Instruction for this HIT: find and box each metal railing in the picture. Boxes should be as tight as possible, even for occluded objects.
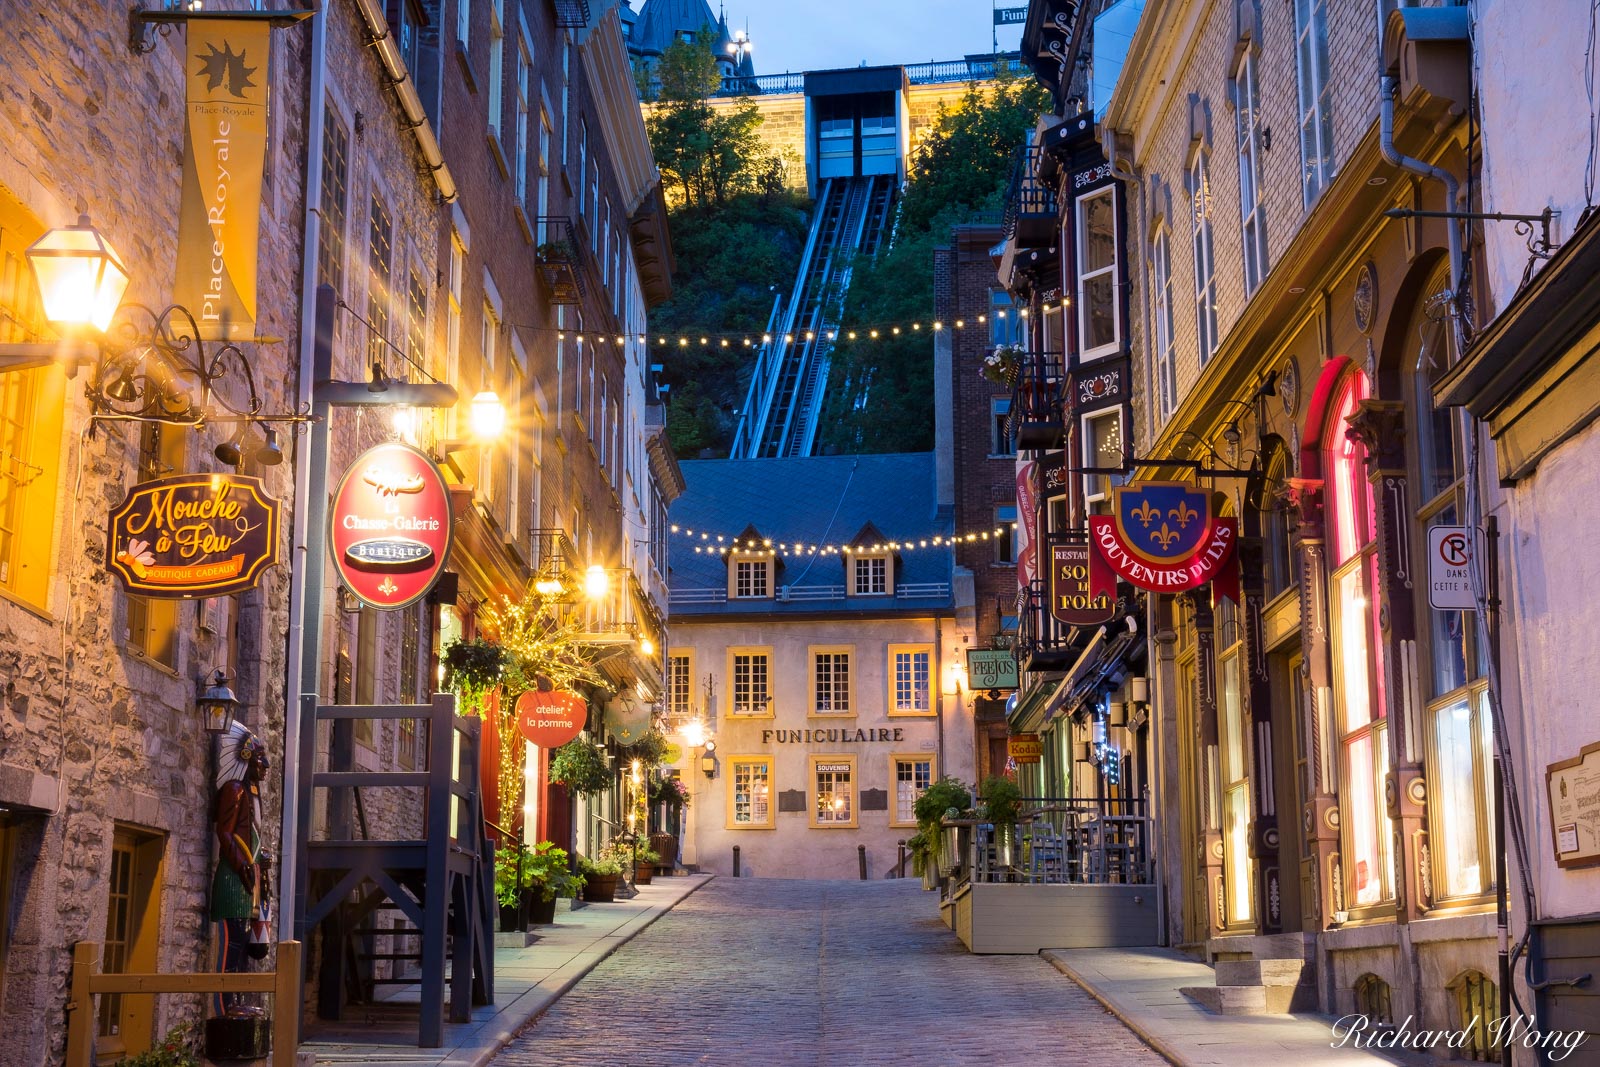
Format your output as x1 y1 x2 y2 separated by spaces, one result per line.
1002 145 1057 242
715 55 1026 97
668 581 953 606
1009 349 1065 449
943 796 1151 886
1016 569 1080 670
576 567 664 654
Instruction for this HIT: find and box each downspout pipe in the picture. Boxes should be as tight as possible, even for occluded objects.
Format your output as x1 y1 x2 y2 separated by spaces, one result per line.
279 0 328 943
1379 75 1462 298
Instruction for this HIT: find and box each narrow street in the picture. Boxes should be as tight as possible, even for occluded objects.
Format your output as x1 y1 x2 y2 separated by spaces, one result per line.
491 877 1164 1066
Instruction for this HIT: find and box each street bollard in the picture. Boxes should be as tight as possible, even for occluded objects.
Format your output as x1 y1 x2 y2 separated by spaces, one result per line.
858 843 867 880
898 839 907 878
733 844 741 877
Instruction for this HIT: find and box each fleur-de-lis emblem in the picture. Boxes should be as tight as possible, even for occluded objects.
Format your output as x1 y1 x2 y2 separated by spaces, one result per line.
1168 500 1198 529
1131 500 1160 528
378 576 398 597
1151 523 1180 550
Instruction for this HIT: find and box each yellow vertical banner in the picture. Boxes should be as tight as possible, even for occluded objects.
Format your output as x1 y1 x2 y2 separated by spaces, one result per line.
174 18 271 341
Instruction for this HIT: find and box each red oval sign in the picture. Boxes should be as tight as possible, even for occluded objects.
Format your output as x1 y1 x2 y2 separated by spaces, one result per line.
515 689 587 748
330 442 453 610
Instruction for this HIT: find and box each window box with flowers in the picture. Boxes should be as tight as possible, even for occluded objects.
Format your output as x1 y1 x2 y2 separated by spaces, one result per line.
981 343 1024 386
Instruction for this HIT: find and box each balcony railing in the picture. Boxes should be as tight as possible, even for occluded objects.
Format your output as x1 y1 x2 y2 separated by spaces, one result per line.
1009 349 1064 450
668 581 952 607
577 567 664 654
942 796 1151 885
534 216 584 305
1002 145 1057 247
714 55 1027 97
1016 573 1079 672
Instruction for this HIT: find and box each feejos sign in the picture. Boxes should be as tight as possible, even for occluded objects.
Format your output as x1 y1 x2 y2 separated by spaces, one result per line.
330 442 453 610
107 474 280 598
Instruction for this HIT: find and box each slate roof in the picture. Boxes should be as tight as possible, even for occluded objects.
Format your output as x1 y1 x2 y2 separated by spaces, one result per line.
667 453 953 617
629 0 731 60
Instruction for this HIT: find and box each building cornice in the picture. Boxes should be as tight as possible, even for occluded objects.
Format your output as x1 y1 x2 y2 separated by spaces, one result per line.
580 5 662 217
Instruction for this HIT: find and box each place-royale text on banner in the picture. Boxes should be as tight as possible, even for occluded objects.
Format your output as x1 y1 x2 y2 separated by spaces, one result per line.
174 16 271 341
1088 482 1238 594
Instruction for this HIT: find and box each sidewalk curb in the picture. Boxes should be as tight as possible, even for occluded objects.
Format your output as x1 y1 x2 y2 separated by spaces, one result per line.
450 875 714 1067
1041 949 1185 1067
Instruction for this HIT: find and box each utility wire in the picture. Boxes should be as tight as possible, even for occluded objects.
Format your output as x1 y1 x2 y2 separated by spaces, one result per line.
334 297 446 385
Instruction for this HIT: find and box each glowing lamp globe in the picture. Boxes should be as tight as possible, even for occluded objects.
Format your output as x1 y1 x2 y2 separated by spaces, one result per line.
469 390 505 441
26 216 131 331
583 564 610 601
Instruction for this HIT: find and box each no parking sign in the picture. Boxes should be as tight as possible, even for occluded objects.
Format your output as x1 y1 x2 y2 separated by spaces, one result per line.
1427 525 1478 611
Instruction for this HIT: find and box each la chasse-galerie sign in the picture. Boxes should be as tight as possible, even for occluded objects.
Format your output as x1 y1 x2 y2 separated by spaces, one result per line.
331 441 453 610
108 474 280 598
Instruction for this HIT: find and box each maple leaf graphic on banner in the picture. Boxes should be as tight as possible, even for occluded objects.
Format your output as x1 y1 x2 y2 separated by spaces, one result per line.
196 41 257 98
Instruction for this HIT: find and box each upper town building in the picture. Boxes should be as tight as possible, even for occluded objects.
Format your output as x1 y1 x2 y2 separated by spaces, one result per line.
624 0 753 83
662 453 975 879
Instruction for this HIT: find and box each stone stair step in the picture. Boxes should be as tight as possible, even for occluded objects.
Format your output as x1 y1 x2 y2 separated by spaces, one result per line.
1214 958 1308 987
1179 983 1269 1016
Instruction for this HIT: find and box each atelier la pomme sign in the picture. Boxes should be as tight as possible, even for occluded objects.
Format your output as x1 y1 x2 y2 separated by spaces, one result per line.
330 442 453 610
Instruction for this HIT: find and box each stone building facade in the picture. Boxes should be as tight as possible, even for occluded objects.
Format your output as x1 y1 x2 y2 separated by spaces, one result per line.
995 0 1504 1042
0 0 676 1061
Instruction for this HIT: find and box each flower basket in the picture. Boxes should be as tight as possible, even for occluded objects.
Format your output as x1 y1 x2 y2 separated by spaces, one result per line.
582 873 619 903
980 346 1022 386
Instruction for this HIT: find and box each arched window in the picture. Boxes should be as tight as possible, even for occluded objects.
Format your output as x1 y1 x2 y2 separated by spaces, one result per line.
1325 369 1392 909
1353 973 1393 1024
1406 272 1496 900
1449 971 1500 1061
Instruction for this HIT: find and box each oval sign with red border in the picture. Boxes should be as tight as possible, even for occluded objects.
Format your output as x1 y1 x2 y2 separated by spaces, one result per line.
330 442 453 610
515 689 588 748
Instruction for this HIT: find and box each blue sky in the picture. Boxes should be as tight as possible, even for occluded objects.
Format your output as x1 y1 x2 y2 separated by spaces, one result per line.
719 0 1026 75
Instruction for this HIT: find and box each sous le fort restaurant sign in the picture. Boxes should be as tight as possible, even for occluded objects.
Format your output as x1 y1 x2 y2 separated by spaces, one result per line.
1050 481 1239 623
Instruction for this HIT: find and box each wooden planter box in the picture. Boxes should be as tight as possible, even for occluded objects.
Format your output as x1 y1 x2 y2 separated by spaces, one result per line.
650 833 678 872
634 863 653 885
582 873 619 903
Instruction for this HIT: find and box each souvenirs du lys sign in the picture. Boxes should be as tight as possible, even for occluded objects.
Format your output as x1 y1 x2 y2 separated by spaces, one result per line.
108 473 280 598
1089 482 1238 598
331 442 453 610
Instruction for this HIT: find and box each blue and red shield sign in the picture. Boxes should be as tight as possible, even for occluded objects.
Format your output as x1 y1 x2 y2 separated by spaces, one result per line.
1114 482 1211 564
1090 481 1237 593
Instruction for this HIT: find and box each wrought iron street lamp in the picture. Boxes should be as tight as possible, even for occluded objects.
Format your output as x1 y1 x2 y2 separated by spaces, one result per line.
26 215 131 330
197 669 241 734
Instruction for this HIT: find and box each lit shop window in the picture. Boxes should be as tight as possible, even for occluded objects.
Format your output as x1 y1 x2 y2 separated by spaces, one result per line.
729 758 773 828
811 756 857 828
1082 408 1123 515
1219 642 1252 925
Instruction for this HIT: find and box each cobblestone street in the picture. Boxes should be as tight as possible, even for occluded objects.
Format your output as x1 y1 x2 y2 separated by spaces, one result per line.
491 877 1164 1066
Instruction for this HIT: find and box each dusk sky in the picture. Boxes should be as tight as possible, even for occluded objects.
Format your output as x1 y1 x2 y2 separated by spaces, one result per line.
705 0 1025 75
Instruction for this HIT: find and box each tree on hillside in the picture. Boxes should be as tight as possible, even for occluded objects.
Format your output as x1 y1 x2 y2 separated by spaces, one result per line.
644 33 788 210
640 33 810 456
817 72 1049 454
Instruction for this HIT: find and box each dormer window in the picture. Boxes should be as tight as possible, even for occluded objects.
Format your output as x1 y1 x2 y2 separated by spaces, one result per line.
852 555 888 596
730 556 770 599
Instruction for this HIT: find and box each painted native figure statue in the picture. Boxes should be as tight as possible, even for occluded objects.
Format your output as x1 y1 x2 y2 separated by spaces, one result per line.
210 719 271 1016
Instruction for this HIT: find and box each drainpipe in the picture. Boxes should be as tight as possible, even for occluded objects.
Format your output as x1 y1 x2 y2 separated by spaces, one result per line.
1379 75 1462 296
935 616 947 780
279 0 328 943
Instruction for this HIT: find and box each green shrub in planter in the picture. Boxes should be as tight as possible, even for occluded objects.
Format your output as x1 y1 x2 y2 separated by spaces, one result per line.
549 739 613 796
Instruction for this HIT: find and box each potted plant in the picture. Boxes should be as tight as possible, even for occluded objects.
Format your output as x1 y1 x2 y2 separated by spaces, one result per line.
980 773 1023 857
536 238 575 264
913 775 972 878
118 1022 202 1066
578 852 626 902
522 841 582 924
980 343 1023 386
632 844 661 885
441 637 506 716
549 738 613 796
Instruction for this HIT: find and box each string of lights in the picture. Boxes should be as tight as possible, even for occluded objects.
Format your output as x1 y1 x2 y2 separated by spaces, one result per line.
671 521 1020 557
499 299 1068 350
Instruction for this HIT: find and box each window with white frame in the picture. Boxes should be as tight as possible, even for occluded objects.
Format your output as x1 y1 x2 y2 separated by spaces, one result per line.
730 650 771 716
729 757 773 827
577 119 587 210
852 556 887 596
812 757 856 826
1190 151 1219 366
456 0 470 50
667 653 692 718
1294 0 1335 204
514 29 531 210
989 289 1020 348
1082 408 1123 515
813 649 851 714
1235 48 1268 294
1076 186 1119 359
733 558 770 599
1152 228 1178 418
537 110 551 244
893 756 935 825
991 397 1014 456
889 646 932 714
487 0 504 140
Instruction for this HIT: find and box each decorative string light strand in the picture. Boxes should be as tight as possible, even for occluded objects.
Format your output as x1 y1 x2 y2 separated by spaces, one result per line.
671 521 1019 557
